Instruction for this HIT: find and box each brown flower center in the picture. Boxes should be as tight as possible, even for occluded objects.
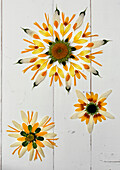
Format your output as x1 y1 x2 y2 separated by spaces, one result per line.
52 43 68 59
25 134 34 142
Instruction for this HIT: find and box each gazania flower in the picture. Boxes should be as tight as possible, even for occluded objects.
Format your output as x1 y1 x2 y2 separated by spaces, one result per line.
71 90 115 133
7 111 58 161
16 7 109 92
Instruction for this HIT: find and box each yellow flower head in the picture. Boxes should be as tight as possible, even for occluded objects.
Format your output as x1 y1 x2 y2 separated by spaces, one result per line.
7 111 58 161
17 7 109 92
71 90 115 133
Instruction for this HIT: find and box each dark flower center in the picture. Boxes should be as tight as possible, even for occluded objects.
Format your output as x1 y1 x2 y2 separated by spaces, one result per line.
86 103 98 115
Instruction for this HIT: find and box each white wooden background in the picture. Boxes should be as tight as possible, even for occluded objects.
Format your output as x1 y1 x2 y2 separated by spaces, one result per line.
1 0 120 169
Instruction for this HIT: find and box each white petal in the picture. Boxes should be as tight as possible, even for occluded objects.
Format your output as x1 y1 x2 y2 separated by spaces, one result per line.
29 148 34 161
10 142 22 147
37 146 45 157
31 112 38 126
97 90 112 102
65 74 71 92
91 40 104 49
70 113 79 119
8 134 21 138
76 90 88 103
44 133 57 139
87 116 94 133
43 141 54 149
99 110 115 119
42 124 55 131
19 147 27 158
12 121 23 131
21 110 28 124
34 72 46 87
39 116 49 127
78 110 86 118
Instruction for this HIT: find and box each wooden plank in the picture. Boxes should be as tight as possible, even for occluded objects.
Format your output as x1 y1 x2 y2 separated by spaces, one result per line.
2 0 54 169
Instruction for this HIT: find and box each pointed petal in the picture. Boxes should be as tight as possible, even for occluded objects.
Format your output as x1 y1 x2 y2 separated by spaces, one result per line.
70 62 82 70
33 40 44 47
39 116 49 127
32 48 45 54
49 65 56 77
43 141 54 149
39 30 51 37
34 71 47 87
60 23 64 36
58 67 64 78
64 24 71 35
70 113 79 119
99 110 115 119
10 142 22 147
87 116 94 133
79 57 91 63
29 148 34 161
31 112 38 125
42 124 55 131
69 64 75 77
98 90 112 102
21 111 28 124
19 147 27 158
39 61 48 71
73 31 82 42
37 146 45 157
12 121 23 131
76 90 88 103
74 39 88 44
8 134 21 138
44 133 57 139
79 50 90 56
48 24 53 36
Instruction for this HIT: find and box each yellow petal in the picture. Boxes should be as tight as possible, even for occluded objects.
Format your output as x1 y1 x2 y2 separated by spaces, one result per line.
69 64 75 77
39 61 48 70
60 23 64 36
78 50 90 56
49 65 56 77
58 67 64 78
73 31 82 42
33 40 44 47
70 62 82 70
48 24 53 36
74 39 88 44
34 59 47 65
32 48 45 54
64 24 71 35
79 57 91 63
39 30 51 37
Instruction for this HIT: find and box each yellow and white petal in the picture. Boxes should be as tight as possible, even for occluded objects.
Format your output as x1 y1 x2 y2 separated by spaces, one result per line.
79 57 91 63
53 10 60 26
21 110 28 124
19 147 27 158
22 28 40 39
69 64 75 77
10 142 22 147
30 112 38 126
39 30 51 37
76 90 88 103
70 62 82 70
49 65 56 77
97 90 112 102
12 121 23 131
29 148 34 161
99 110 115 119
44 133 57 139
73 31 82 42
70 113 79 119
39 116 49 127
43 141 54 149
79 50 90 56
60 23 64 36
37 146 45 157
70 110 86 119
74 39 88 44
32 48 45 54
87 115 94 133
8 134 21 138
39 61 48 71
64 24 71 35
34 71 47 87
73 11 86 30
18 57 38 64
58 67 64 78
33 40 44 47
42 124 55 131
90 40 108 49
48 24 53 36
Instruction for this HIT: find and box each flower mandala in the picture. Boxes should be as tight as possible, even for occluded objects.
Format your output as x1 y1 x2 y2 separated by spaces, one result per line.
7 111 58 161
71 90 115 133
17 7 109 91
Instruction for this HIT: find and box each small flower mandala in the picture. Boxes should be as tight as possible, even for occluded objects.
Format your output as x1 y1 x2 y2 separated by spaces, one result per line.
71 90 115 133
17 7 109 92
7 111 58 161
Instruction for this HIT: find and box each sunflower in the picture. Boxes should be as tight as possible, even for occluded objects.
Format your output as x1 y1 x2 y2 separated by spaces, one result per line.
71 90 115 133
7 111 58 161
17 7 109 92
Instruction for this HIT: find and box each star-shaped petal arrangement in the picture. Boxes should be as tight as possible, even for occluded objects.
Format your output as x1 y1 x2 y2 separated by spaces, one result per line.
71 90 115 133
16 7 110 92
7 111 58 161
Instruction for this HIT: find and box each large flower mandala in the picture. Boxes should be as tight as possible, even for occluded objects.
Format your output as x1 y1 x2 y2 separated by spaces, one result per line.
71 90 115 133
17 7 109 92
7 111 58 161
